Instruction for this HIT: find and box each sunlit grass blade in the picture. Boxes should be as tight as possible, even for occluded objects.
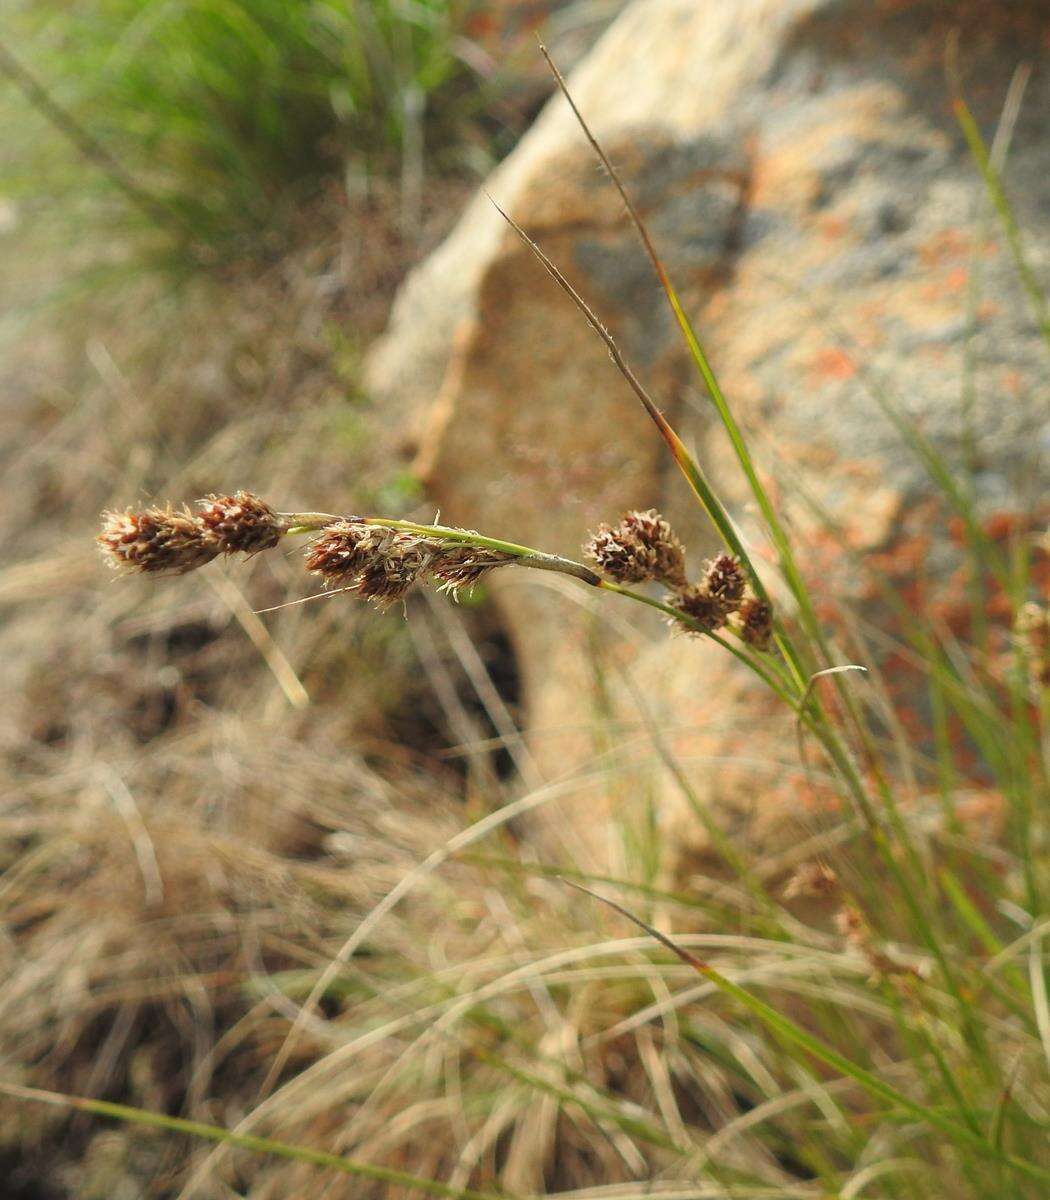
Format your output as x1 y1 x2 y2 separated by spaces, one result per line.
539 44 822 675
0 1081 507 1200
951 92 1050 350
484 195 756 582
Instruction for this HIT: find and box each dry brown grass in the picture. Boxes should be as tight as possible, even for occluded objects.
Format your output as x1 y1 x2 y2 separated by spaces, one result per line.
0 187 497 1196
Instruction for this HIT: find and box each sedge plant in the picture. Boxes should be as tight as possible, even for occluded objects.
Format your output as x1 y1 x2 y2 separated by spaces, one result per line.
16 41 1048 1200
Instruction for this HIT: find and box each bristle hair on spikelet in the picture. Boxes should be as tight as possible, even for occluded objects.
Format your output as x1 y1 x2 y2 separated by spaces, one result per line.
584 508 686 586
667 583 731 635
97 505 218 575
197 491 282 555
304 521 434 608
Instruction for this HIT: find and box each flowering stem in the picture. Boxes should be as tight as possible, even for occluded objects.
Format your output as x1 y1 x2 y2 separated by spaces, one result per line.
281 512 602 585
281 511 796 706
598 580 795 703
278 511 343 530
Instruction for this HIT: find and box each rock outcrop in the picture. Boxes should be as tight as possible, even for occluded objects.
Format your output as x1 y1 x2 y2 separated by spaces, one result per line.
368 0 1048 872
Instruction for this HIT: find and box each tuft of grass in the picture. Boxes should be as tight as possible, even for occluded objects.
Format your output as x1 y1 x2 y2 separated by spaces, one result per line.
2 0 486 268
164 47 1045 1199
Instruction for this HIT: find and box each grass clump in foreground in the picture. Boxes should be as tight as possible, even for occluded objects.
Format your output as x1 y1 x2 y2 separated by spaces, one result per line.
10 46 1050 1200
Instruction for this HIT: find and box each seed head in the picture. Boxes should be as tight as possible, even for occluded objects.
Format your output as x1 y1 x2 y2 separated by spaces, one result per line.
703 554 746 607
304 520 377 584
836 903 920 980
428 544 513 598
97 506 218 575
835 904 866 946
668 584 731 635
197 491 282 555
783 862 839 901
305 520 432 607
584 509 686 586
736 595 774 651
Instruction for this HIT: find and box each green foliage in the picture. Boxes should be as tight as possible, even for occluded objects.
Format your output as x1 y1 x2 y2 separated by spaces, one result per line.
4 0 482 262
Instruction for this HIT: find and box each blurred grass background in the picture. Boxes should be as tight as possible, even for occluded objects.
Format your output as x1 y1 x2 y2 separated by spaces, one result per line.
3 0 495 269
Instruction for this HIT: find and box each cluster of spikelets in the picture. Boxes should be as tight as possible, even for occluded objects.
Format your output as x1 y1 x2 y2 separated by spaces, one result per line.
97 492 514 605
97 492 284 572
303 520 512 604
98 494 774 648
583 508 773 649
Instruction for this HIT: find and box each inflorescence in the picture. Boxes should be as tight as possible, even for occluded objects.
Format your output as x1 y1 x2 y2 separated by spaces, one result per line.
98 492 514 607
583 509 772 649
97 492 282 575
303 520 513 607
98 493 773 648
585 509 686 588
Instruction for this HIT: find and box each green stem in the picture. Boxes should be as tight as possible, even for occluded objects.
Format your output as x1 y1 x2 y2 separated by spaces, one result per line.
281 512 803 722
282 512 600 583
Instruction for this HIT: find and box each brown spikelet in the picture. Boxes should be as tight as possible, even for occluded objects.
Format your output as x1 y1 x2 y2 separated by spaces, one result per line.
668 584 731 635
428 544 514 598
197 491 282 555
584 509 686 586
305 521 432 607
836 904 921 981
783 862 839 901
304 520 377 584
97 506 218 575
736 595 774 651
703 553 746 607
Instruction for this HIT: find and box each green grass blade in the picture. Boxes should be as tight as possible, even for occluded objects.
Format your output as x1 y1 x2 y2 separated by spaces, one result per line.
953 94 1050 350
0 1082 508 1200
